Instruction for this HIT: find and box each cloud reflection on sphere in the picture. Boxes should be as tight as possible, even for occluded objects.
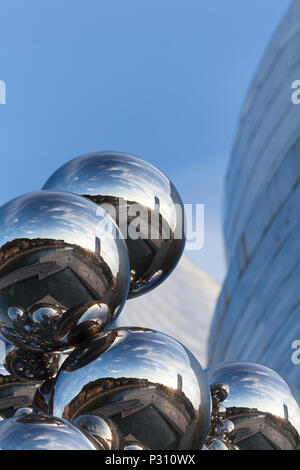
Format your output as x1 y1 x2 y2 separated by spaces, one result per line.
42 152 185 298
48 327 211 450
0 191 130 353
205 361 300 450
0 414 100 450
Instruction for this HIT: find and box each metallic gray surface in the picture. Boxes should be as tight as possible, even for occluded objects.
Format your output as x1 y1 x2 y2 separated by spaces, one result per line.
42 152 185 297
0 413 99 450
48 327 211 450
13 407 33 417
0 191 130 352
4 343 61 382
0 373 38 419
206 438 230 450
124 444 145 450
205 361 300 450
0 341 39 418
204 381 237 449
33 378 55 415
72 414 123 449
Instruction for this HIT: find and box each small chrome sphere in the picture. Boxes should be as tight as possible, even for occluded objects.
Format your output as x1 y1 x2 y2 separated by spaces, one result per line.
207 438 230 451
13 407 33 417
0 191 130 352
0 413 99 450
42 152 186 298
124 444 145 450
216 419 235 439
205 361 300 450
49 327 211 450
72 414 123 450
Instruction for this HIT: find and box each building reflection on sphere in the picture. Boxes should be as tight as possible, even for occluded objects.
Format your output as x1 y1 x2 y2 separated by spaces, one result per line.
48 327 211 450
42 152 186 298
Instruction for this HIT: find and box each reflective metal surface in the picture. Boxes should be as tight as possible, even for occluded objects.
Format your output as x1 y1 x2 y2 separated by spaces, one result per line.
42 152 185 297
0 373 38 419
14 407 33 416
33 377 55 414
0 340 39 418
73 413 124 450
124 444 146 450
205 438 236 450
217 419 235 438
205 381 237 449
4 343 61 382
0 413 99 450
205 362 300 450
202 382 239 450
0 191 130 352
49 327 211 450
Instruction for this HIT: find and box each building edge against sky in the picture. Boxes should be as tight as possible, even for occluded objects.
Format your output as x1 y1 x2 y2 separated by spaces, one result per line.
117 255 220 367
208 0 300 399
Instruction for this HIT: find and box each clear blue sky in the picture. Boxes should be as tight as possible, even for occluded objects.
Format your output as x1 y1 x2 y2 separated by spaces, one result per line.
0 0 291 283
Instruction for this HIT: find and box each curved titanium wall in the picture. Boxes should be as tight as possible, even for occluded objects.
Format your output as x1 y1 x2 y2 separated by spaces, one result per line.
208 0 300 396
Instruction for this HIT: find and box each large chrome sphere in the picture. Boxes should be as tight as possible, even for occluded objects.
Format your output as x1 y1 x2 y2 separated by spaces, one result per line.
48 327 211 450
42 152 186 298
0 413 100 450
205 361 300 450
0 191 130 352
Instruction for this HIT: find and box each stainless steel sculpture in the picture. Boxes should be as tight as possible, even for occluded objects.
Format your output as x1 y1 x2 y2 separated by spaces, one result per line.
205 361 300 450
0 151 297 451
0 413 100 450
42 152 186 297
47 327 211 450
0 191 130 353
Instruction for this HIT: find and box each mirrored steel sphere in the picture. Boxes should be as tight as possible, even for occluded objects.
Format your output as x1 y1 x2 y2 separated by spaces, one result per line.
0 413 100 450
206 438 230 450
14 407 33 417
49 327 211 450
205 361 300 450
0 191 130 352
216 419 235 438
73 413 124 449
124 444 146 450
42 152 186 297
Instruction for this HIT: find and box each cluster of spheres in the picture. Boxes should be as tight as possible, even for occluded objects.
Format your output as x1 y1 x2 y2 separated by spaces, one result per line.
0 151 299 450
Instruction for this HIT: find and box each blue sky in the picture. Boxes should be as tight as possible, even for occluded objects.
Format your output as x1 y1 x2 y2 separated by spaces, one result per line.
0 0 291 283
